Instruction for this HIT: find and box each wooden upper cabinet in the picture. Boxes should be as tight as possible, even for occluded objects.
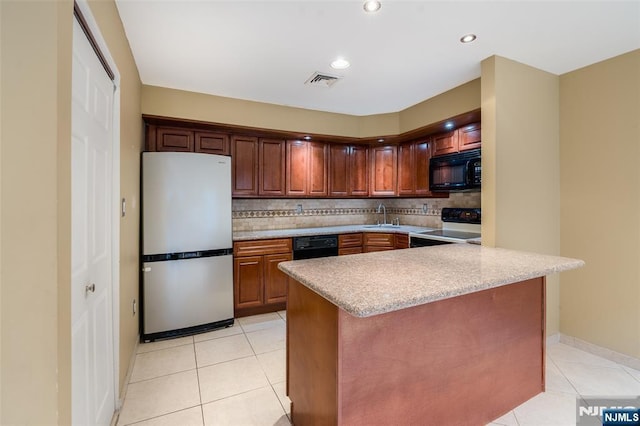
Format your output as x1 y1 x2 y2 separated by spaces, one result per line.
287 141 328 196
414 140 431 195
432 122 481 156
458 122 481 151
329 145 368 197
432 130 458 157
350 146 369 196
195 131 230 155
399 140 431 196
329 145 349 196
232 136 259 196
308 142 328 196
259 138 286 196
397 143 415 195
155 127 194 152
286 140 308 196
370 145 397 196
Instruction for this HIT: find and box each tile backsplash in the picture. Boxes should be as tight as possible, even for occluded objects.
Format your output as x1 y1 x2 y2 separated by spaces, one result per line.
232 193 481 232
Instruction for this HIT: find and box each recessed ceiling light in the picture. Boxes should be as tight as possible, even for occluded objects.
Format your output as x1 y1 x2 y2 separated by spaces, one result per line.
331 58 350 70
363 1 381 13
444 122 455 130
377 138 385 143
303 136 311 140
460 34 477 44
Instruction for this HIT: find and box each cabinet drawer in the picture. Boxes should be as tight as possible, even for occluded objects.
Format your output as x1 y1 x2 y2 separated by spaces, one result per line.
339 233 363 248
339 247 363 256
363 233 395 247
234 238 292 257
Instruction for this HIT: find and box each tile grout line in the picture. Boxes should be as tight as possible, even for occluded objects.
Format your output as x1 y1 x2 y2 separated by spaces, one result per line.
193 339 205 420
547 354 582 397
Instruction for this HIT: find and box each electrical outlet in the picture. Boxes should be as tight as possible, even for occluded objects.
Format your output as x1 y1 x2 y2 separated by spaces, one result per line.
296 204 303 214
133 299 137 315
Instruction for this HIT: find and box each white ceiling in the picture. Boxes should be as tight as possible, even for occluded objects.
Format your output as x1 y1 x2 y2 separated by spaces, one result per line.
115 0 640 116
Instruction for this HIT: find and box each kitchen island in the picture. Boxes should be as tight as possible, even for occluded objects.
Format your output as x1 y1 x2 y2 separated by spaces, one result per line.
278 244 583 426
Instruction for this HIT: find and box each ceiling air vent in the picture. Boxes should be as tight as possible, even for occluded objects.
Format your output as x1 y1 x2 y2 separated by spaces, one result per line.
304 72 342 88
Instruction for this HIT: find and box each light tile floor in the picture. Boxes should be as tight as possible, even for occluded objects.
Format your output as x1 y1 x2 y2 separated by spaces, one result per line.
116 311 640 426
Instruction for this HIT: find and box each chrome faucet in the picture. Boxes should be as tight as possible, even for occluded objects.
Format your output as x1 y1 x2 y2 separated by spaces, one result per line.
377 203 387 225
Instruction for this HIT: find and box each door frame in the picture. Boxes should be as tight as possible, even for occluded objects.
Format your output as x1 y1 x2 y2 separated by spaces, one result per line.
73 0 122 411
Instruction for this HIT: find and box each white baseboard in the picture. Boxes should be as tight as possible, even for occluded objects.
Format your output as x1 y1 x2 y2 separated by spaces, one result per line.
546 333 560 345
551 333 640 371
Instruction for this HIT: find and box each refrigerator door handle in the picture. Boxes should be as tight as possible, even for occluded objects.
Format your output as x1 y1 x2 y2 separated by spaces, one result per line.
142 266 151 272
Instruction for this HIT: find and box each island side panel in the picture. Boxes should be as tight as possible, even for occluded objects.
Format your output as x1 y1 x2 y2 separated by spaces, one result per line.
287 279 338 425
337 277 545 426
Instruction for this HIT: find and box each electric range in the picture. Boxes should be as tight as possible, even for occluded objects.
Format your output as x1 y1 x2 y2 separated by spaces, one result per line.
409 208 481 247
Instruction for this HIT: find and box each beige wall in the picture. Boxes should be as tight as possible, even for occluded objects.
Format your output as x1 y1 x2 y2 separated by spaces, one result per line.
142 78 480 138
481 56 562 335
399 79 481 133
560 49 640 358
0 0 141 423
1 1 73 423
87 0 143 398
142 86 366 137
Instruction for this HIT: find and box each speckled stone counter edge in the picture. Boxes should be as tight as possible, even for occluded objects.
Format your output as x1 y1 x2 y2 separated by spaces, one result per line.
278 244 584 318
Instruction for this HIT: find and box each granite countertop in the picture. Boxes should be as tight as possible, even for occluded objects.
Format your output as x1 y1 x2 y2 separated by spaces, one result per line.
233 224 434 241
278 244 584 318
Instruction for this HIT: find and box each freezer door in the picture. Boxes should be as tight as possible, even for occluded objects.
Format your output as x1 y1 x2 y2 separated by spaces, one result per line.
142 152 232 254
143 255 233 335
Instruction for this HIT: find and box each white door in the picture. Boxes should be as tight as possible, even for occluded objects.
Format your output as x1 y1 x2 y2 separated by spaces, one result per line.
71 18 115 426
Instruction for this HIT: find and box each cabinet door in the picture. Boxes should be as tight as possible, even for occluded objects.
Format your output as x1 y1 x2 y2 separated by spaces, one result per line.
234 255 264 309
264 253 292 305
414 140 431 195
329 144 349 196
308 142 328 196
458 122 481 151
156 127 194 152
397 143 415 195
232 136 259 196
259 139 286 196
432 130 458 157
286 140 308 196
370 145 397 196
339 233 363 248
350 146 369 196
195 131 230 155
363 232 395 248
394 234 410 249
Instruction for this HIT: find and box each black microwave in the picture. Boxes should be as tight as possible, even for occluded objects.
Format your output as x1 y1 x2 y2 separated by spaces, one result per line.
429 149 481 192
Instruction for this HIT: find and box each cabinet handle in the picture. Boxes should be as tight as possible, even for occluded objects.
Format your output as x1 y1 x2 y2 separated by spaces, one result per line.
85 283 96 294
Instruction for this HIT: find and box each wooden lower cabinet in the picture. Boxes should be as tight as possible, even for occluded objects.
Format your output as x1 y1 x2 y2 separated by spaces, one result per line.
233 256 263 309
363 232 395 252
264 253 291 304
338 233 363 255
394 233 409 249
233 238 292 317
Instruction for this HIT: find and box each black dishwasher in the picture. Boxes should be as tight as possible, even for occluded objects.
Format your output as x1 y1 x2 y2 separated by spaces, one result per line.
293 235 339 260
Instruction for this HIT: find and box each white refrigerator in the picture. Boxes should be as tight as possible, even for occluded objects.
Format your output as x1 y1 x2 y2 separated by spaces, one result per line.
141 152 234 341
